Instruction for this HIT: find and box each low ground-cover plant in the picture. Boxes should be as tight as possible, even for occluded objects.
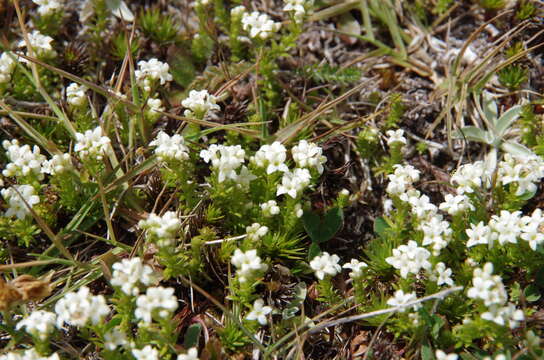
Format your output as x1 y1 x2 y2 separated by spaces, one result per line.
1 0 543 359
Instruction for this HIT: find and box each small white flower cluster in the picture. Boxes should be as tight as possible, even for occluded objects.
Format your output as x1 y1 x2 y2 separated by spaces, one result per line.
41 153 73 175
231 249 268 283
138 211 181 247
291 140 327 174
241 11 281 40
0 52 16 83
310 252 341 280
135 286 178 324
178 348 199 360
246 223 268 241
385 240 431 278
439 193 474 216
104 327 128 350
251 142 289 174
135 58 173 92
399 189 438 220
18 30 56 58
277 168 311 199
260 200 280 217
498 153 544 196
16 310 56 340
2 139 46 180
200 144 246 183
450 160 492 194
466 209 544 250
420 214 452 255
386 164 420 196
66 82 87 106
0 348 59 360
430 262 454 286
246 298 272 326
111 257 156 296
467 263 524 328
33 0 63 16
283 0 313 22
146 98 164 120
181 89 220 118
1 184 40 220
74 126 112 162
55 286 110 328
385 129 407 146
149 131 190 163
132 345 159 360
343 259 368 279
386 289 419 312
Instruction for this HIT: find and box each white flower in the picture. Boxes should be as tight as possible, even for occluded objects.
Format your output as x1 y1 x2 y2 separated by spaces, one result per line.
386 164 420 196
135 286 178 324
132 345 159 360
138 211 181 247
246 223 268 241
520 209 544 250
276 168 311 198
430 262 454 286
481 302 524 328
74 126 112 161
309 252 341 280
16 310 56 340
104 327 128 350
146 97 164 120
498 154 544 196
231 249 268 283
181 90 220 118
55 286 109 328
241 11 281 40
451 161 492 194
33 0 63 15
386 290 418 312
435 350 458 360
41 153 73 175
231 5 246 18
403 191 438 220
260 200 280 217
291 140 327 174
178 348 199 360
466 221 492 248
2 139 46 180
0 52 16 83
18 30 56 58
283 0 313 22
420 214 452 255
488 210 523 245
66 82 87 106
111 257 156 296
439 194 474 215
386 129 407 146
149 131 189 163
385 240 431 278
2 349 60 360
1 185 40 220
294 203 303 218
135 58 173 92
246 298 272 325
234 166 257 188
200 144 245 182
467 263 507 307
252 142 289 174
343 259 368 279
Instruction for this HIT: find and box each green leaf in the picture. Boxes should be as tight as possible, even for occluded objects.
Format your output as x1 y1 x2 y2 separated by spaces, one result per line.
454 126 493 144
308 242 321 261
483 91 498 123
282 282 307 320
373 217 390 238
524 284 541 302
302 207 343 244
421 344 433 360
183 323 202 349
495 105 522 137
106 0 134 21
501 141 535 157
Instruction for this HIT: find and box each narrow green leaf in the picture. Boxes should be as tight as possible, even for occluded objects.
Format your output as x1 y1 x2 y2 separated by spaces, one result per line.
495 105 522 137
183 323 202 349
454 126 492 144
